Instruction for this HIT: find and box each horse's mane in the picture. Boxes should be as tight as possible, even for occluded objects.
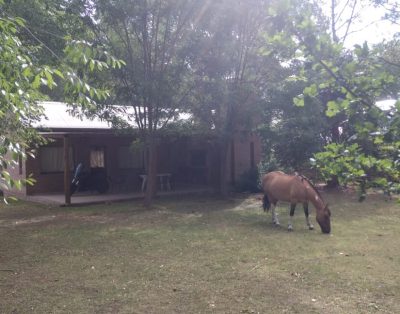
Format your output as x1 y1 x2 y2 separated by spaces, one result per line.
295 173 323 201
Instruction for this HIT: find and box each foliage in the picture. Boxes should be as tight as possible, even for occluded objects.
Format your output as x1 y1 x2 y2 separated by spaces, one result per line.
72 0 284 201
84 0 200 131
3 0 399 202
235 167 261 193
71 0 210 205
261 0 400 197
62 40 125 112
301 41 400 197
256 0 343 172
371 0 400 24
258 154 283 174
188 0 283 195
0 10 48 200
312 142 400 200
0 1 122 201
1 0 97 100
259 76 328 170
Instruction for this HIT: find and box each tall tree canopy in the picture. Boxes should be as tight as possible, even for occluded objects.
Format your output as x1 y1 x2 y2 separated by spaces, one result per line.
260 0 400 198
188 0 283 195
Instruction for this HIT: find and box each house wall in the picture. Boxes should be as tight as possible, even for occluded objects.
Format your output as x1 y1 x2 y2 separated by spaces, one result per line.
25 134 221 195
227 131 262 184
167 136 219 188
2 152 27 197
26 138 64 195
26 135 142 195
20 130 261 196
72 135 144 193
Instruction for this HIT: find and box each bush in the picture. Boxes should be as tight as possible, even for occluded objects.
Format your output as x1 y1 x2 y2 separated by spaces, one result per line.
258 155 295 176
236 167 261 193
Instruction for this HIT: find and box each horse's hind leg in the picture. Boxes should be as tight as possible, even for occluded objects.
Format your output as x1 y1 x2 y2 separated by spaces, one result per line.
303 202 314 230
271 202 280 226
288 203 296 231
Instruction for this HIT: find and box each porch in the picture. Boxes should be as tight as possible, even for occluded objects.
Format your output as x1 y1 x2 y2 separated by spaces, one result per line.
26 131 219 206
25 186 214 206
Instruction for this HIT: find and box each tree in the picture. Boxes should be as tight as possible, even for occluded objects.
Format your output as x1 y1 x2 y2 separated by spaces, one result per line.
71 0 207 206
371 0 400 25
260 75 328 172
0 8 52 198
266 0 400 198
0 1 123 201
256 1 332 174
189 0 282 195
1 0 97 100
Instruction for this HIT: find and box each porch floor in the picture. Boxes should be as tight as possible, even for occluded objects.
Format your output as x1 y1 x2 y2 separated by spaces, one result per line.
25 186 214 206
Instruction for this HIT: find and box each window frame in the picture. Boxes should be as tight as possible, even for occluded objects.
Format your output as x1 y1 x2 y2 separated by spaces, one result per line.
39 145 74 174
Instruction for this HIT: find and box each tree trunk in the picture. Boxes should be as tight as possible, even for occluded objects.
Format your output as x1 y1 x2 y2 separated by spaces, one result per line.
219 139 231 197
328 122 341 188
144 136 158 208
326 175 340 188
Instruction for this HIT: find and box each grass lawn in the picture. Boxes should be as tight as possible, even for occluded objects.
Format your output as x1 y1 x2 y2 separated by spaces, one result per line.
0 191 399 313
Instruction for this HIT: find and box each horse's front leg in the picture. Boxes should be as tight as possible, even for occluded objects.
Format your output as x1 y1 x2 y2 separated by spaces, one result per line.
303 202 314 230
288 203 296 231
271 203 280 226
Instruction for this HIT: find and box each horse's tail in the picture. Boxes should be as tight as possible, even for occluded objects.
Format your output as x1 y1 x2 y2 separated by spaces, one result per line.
262 194 270 212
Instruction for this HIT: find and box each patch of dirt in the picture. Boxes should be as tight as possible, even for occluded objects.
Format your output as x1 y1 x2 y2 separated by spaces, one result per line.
0 211 135 228
14 215 57 225
0 215 57 227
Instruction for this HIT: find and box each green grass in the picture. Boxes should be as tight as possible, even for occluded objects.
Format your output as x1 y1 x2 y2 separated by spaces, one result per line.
0 192 399 313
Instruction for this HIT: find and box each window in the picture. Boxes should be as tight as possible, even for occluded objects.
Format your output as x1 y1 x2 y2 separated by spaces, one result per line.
117 146 143 169
40 146 73 173
90 147 105 168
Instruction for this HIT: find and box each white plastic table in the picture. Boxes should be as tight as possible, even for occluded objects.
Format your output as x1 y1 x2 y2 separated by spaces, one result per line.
139 173 171 192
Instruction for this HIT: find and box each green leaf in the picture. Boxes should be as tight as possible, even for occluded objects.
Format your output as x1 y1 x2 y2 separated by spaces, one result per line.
44 70 55 89
326 101 340 117
303 84 318 97
53 69 64 79
341 99 350 110
32 75 41 89
293 96 304 107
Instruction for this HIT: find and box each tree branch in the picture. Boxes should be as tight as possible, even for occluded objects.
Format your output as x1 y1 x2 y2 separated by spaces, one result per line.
341 0 358 44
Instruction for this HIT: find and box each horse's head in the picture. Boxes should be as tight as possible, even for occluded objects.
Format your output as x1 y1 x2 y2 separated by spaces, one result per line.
316 204 331 234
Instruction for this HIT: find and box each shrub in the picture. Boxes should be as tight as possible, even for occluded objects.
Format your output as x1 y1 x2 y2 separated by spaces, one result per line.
236 167 261 193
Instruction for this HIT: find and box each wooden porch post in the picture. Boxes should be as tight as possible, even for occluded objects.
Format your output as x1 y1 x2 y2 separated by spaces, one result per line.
64 135 71 205
230 139 235 185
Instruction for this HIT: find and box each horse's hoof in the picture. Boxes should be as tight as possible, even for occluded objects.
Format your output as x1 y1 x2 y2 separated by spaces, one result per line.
288 226 293 232
273 221 280 226
309 225 314 230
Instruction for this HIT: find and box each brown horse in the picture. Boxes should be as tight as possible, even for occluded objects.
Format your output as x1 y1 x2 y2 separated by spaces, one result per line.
261 171 331 233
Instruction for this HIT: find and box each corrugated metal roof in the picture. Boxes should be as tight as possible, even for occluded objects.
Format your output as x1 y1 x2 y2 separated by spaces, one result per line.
35 101 192 130
35 101 113 129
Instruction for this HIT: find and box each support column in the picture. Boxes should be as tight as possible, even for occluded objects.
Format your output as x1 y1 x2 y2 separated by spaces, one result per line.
230 139 235 185
64 135 71 205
